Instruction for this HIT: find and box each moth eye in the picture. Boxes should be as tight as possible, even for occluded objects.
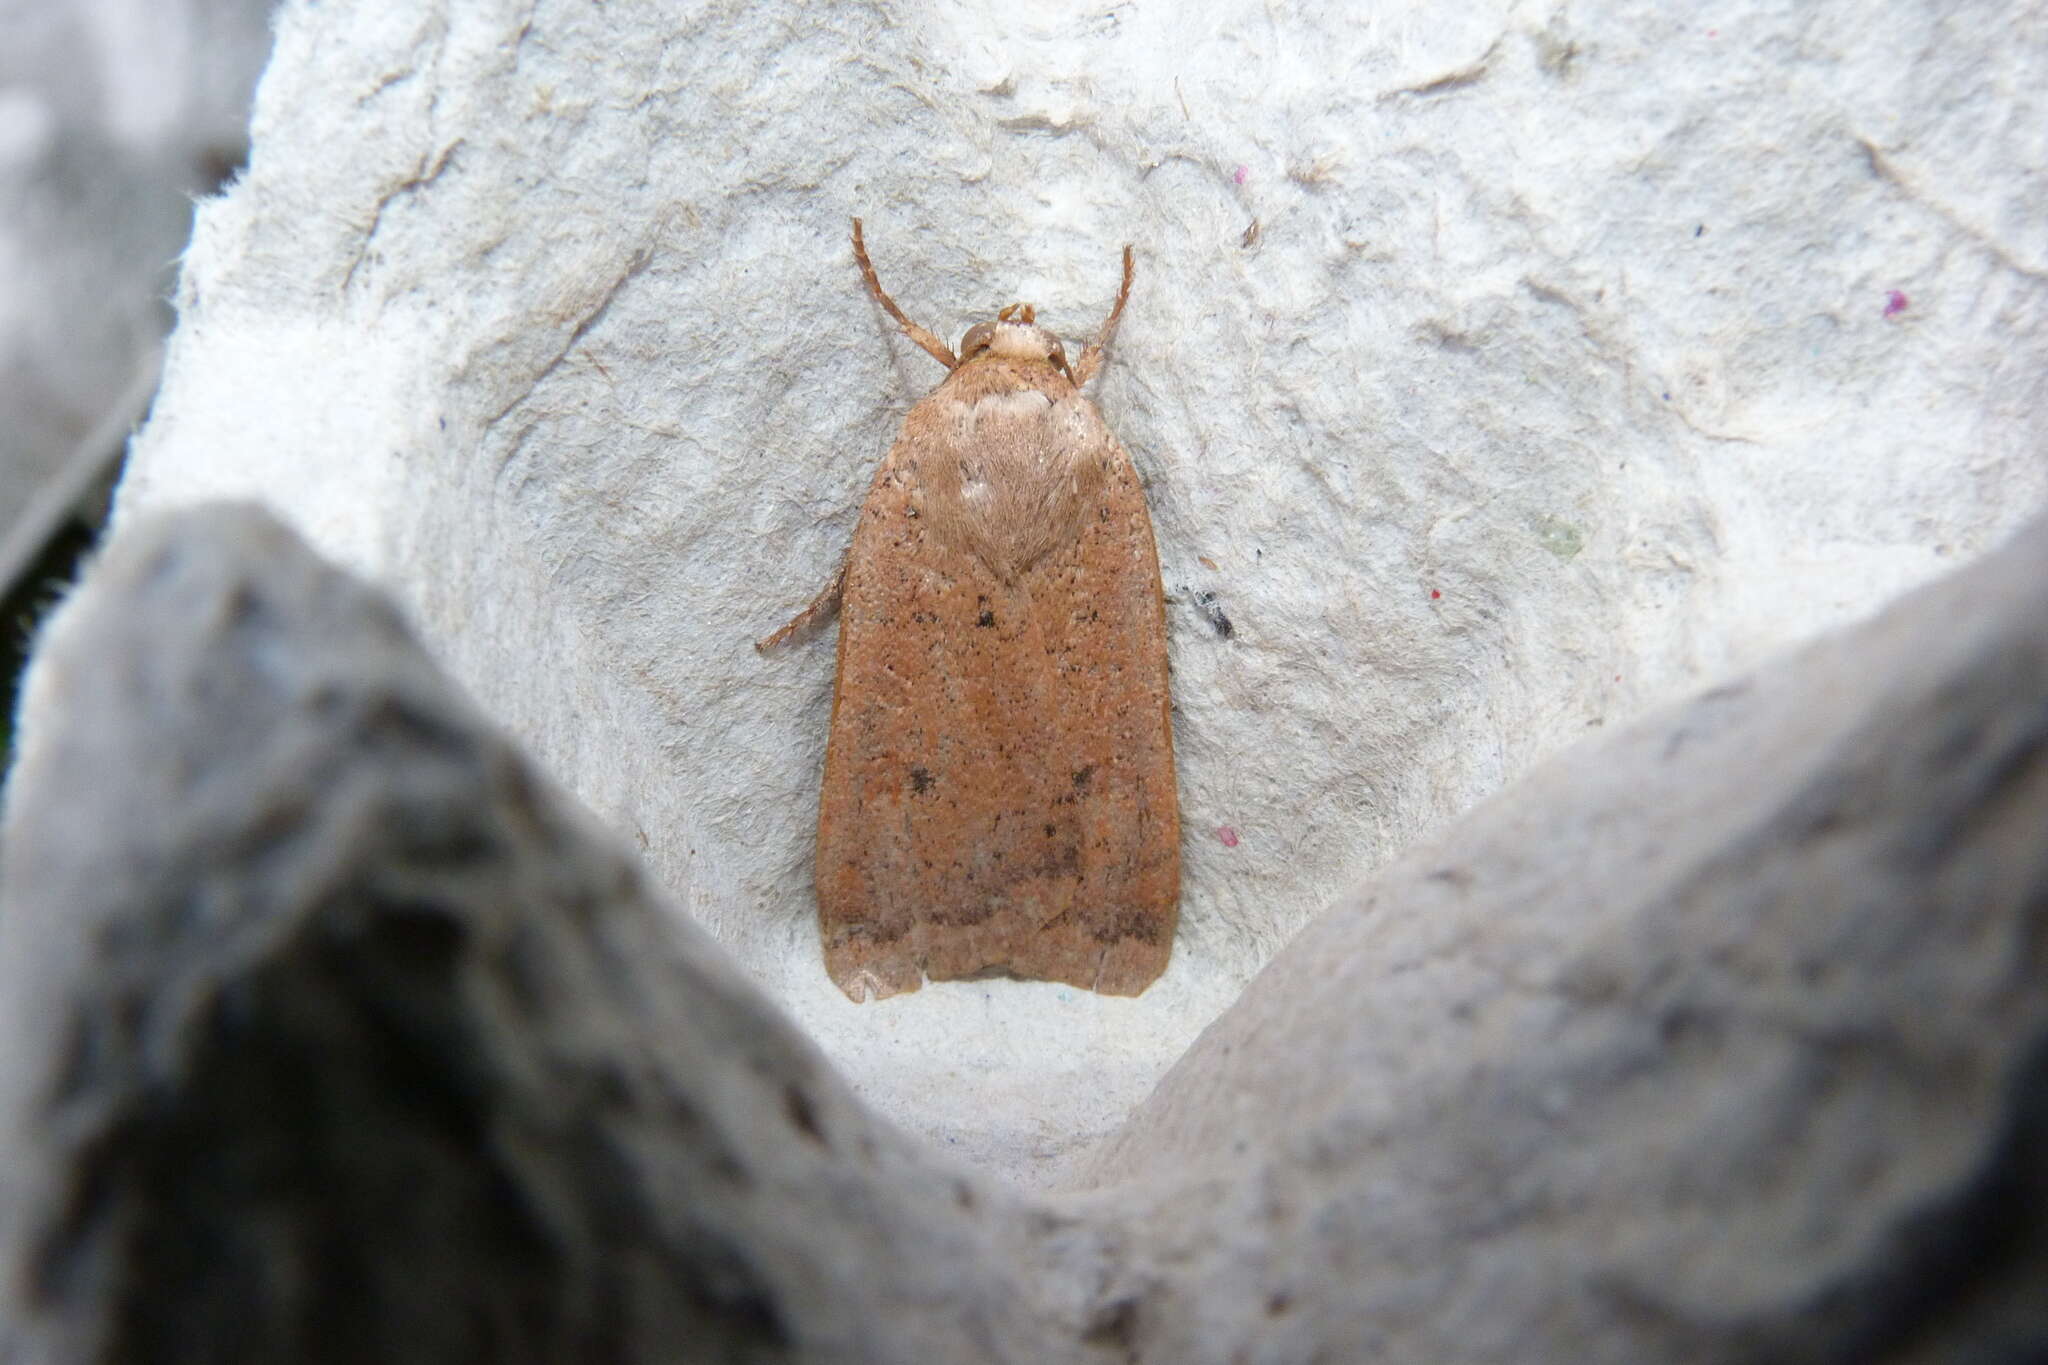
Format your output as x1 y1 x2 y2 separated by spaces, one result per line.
959 320 996 359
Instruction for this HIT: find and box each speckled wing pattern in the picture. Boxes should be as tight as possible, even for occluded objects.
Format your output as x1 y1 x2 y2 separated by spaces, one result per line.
815 358 1180 1001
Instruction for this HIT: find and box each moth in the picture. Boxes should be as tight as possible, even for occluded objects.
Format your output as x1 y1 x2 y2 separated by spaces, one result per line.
761 219 1181 1003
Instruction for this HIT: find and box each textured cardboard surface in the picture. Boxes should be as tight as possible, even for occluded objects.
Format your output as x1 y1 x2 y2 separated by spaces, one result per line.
6 502 2043 1360
0 0 273 535
111 0 2048 1180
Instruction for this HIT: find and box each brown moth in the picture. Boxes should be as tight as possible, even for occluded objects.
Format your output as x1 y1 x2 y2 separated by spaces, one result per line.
760 219 1181 1003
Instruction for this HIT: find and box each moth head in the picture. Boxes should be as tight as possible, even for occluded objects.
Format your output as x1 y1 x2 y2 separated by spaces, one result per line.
958 302 1073 380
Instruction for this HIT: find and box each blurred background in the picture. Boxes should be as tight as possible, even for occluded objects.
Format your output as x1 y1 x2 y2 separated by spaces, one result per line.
0 0 277 761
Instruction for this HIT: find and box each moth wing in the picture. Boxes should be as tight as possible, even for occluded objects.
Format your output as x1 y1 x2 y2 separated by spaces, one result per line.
815 395 1180 1000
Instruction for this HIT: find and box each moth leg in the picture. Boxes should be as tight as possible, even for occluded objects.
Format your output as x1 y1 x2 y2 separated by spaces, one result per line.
756 551 847 653
852 218 958 370
1072 243 1135 388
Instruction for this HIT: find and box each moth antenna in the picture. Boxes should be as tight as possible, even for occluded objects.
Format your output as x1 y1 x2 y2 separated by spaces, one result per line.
1071 243 1134 388
851 218 958 370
